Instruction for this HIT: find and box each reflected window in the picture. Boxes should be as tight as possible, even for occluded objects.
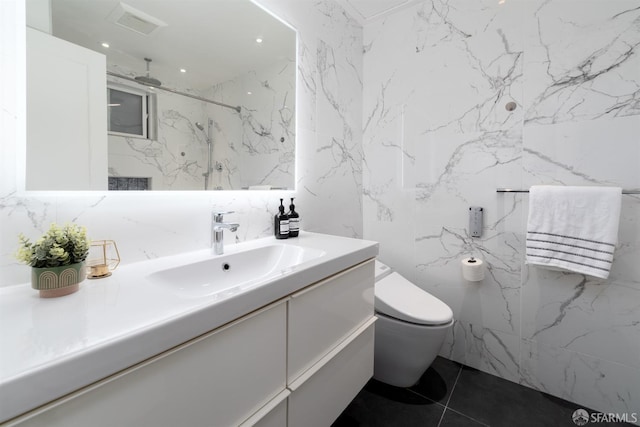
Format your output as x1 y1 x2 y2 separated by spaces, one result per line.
107 83 156 139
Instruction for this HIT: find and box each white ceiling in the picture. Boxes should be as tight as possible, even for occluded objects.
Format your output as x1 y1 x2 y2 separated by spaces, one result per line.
50 0 296 90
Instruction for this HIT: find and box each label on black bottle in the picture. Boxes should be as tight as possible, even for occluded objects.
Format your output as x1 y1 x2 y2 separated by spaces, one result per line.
289 218 299 232
279 219 290 234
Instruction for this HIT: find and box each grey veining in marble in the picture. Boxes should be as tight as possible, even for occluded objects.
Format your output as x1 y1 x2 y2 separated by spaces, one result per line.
362 0 640 418
524 1 640 125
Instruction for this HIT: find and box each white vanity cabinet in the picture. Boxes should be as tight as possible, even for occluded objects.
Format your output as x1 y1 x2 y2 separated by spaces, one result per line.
13 301 288 427
288 323 375 427
242 258 376 427
7 258 376 427
288 259 375 384
287 259 376 427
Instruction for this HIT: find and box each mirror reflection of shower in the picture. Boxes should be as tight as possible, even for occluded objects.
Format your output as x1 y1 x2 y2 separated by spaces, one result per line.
195 119 214 190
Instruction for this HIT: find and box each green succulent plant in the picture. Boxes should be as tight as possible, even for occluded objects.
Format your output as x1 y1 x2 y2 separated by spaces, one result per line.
16 223 90 268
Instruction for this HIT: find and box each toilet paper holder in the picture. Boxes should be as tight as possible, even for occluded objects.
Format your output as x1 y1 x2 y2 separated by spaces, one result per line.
461 256 484 282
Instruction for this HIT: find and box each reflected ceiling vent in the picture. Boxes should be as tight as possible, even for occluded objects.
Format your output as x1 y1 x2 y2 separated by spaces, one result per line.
107 2 167 36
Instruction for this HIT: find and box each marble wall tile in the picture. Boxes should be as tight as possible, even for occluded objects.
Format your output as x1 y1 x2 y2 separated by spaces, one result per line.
411 129 524 334
524 0 640 125
364 19 525 137
522 116 640 189
411 0 526 52
296 34 318 134
406 35 523 135
0 194 56 285
521 339 640 417
362 102 418 276
440 319 521 383
415 228 522 335
1 191 290 286
299 17 364 237
521 267 640 369
363 0 640 418
413 128 522 206
299 129 363 237
614 196 640 285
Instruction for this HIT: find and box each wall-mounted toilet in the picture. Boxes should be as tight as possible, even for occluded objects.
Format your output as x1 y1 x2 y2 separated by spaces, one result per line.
373 260 454 387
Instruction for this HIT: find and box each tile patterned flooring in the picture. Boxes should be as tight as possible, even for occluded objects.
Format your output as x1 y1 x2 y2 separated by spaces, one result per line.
333 357 634 427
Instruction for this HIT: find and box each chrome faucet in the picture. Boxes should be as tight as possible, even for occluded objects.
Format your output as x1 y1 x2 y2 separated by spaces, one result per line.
212 211 239 255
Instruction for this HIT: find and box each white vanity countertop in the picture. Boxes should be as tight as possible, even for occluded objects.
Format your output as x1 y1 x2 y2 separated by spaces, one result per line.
0 232 378 423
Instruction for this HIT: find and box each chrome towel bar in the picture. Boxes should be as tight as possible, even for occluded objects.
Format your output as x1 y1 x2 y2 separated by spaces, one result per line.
496 188 640 195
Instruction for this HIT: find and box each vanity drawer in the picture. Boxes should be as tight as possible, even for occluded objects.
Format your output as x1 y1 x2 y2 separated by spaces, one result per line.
288 320 375 427
287 259 374 384
12 301 287 427
239 390 288 427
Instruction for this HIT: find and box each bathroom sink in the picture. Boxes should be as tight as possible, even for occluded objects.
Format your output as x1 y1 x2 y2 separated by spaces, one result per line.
148 244 326 298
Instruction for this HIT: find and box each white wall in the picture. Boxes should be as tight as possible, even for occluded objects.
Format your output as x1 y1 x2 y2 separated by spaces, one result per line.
362 0 640 417
27 28 108 190
0 0 363 286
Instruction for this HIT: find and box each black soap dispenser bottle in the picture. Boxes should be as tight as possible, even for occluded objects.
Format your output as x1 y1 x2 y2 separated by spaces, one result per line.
288 198 299 237
274 198 289 239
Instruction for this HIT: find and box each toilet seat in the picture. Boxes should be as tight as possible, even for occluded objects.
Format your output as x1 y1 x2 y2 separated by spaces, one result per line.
375 272 453 326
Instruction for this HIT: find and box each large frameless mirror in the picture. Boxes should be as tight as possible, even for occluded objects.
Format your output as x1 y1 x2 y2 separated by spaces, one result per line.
26 0 296 191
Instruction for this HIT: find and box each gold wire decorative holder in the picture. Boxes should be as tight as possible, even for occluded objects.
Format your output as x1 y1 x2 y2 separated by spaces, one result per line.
86 240 120 279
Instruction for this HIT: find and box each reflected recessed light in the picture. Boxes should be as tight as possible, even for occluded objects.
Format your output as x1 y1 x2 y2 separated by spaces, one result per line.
101 42 110 48
107 103 121 107
247 91 252 95
256 38 263 44
180 68 187 73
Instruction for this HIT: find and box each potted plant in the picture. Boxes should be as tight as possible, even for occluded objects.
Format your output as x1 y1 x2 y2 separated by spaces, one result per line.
16 223 91 298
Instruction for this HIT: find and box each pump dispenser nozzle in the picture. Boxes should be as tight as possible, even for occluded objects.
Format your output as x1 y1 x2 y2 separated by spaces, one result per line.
288 198 299 237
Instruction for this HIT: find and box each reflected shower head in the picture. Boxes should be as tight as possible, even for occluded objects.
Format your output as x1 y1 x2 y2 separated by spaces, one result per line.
195 121 211 145
135 58 162 87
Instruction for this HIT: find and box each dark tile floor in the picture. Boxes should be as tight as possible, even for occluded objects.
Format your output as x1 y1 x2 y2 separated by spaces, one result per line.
333 357 634 427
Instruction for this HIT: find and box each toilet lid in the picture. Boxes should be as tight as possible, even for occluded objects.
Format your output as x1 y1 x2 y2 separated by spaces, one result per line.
375 272 453 326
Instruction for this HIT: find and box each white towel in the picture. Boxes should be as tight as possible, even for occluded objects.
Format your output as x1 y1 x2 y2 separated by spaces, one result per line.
526 185 622 279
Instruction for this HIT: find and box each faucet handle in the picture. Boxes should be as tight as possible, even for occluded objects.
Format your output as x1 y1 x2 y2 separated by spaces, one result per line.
213 211 234 222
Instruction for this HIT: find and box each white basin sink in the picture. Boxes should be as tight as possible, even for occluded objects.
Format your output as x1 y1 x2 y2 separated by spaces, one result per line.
0 232 378 423
148 244 326 298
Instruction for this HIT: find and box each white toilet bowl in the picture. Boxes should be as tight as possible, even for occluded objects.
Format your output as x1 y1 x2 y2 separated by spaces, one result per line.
373 261 454 388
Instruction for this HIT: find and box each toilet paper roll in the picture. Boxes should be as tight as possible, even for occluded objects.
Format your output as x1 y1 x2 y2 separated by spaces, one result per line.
461 257 484 282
